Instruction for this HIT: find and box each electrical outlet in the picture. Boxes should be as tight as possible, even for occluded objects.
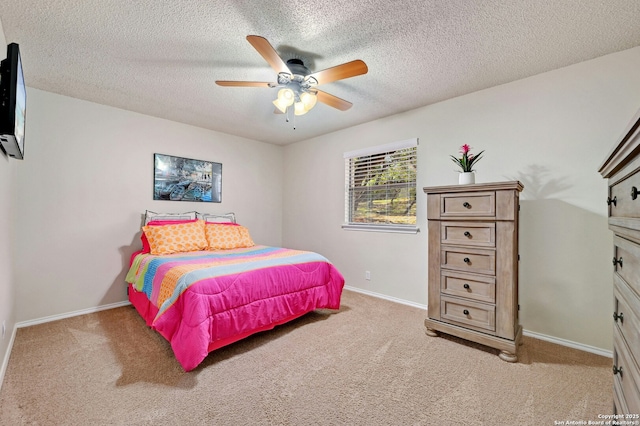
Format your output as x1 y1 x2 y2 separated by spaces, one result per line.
365 271 371 280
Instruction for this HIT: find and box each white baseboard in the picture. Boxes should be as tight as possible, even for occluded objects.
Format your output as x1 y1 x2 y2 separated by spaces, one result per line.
0 325 17 394
345 285 428 310
344 285 613 359
522 329 612 358
15 300 131 329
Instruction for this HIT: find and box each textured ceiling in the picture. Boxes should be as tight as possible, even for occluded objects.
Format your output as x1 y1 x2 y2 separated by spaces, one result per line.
1 0 639 145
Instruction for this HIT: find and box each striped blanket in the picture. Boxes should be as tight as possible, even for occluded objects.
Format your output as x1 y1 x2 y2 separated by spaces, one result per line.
125 245 345 371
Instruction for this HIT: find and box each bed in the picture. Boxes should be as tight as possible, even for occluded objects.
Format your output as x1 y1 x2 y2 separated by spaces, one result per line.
124 211 345 371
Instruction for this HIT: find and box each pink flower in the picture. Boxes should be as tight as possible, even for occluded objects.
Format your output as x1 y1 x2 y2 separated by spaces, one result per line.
451 145 484 172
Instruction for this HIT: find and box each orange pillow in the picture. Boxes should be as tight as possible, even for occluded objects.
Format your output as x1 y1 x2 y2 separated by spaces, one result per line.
142 219 207 255
205 223 255 250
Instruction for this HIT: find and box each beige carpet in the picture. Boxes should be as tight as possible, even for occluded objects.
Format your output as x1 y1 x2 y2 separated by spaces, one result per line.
0 290 612 425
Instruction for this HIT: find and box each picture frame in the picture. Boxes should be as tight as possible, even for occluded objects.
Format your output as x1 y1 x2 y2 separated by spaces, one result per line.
153 153 222 202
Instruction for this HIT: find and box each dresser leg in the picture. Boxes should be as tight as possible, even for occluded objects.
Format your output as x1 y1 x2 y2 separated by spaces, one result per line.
498 350 518 363
425 327 439 337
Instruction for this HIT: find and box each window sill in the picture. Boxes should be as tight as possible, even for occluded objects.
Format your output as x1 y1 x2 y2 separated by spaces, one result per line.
341 224 420 234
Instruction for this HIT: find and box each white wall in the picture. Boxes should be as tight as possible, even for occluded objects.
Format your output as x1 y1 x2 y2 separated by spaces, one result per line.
0 18 16 383
12 89 283 322
283 46 640 351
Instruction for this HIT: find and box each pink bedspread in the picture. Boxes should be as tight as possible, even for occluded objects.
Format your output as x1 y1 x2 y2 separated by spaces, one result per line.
125 245 344 371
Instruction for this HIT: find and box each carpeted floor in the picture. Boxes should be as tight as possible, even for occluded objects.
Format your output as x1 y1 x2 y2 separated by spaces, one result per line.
0 290 613 425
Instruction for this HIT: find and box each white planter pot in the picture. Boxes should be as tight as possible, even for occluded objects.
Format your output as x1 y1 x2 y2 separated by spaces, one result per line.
458 172 475 185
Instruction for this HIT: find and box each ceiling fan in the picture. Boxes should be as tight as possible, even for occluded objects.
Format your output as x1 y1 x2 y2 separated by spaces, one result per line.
216 35 368 116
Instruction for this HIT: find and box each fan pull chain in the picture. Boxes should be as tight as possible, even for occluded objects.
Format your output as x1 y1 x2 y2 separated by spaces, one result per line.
282 106 298 130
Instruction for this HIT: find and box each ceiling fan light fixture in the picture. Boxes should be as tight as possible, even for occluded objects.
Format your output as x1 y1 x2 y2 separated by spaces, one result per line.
273 88 295 113
294 101 309 116
273 87 296 114
300 91 317 110
277 88 295 106
273 99 288 113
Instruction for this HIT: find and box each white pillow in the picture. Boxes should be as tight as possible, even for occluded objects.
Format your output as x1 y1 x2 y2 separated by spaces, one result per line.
144 210 198 225
197 212 236 223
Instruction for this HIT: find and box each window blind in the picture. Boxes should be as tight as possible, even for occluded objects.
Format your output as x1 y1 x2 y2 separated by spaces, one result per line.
343 138 418 233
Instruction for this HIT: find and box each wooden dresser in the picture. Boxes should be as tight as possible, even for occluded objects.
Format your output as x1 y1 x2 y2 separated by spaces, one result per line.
423 181 523 362
599 108 640 414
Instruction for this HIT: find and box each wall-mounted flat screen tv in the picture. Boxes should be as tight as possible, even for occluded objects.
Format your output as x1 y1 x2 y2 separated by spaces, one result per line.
0 43 26 160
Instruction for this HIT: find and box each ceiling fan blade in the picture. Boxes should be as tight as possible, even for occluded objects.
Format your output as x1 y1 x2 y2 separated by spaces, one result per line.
315 89 353 111
246 35 291 75
307 60 368 85
215 81 275 88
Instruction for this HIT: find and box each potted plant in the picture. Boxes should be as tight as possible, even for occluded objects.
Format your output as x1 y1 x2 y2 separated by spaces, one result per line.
451 144 484 184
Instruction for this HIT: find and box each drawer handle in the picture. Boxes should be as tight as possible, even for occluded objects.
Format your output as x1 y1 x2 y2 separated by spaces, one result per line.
613 257 623 267
463 309 470 315
632 187 639 200
464 231 471 237
463 283 470 290
463 202 471 208
607 196 617 206
613 365 623 378
463 257 471 264
614 312 624 324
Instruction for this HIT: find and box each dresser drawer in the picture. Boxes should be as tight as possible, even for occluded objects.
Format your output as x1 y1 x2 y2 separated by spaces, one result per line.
441 222 496 247
441 295 495 332
614 378 627 415
441 191 496 218
614 235 640 299
610 169 640 219
614 275 640 364
614 326 640 413
441 246 496 275
441 270 496 304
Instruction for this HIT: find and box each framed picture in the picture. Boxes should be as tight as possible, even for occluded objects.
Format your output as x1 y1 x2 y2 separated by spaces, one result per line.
153 153 222 202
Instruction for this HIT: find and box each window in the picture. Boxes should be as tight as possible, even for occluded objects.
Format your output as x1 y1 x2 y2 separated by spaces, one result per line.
343 138 418 233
